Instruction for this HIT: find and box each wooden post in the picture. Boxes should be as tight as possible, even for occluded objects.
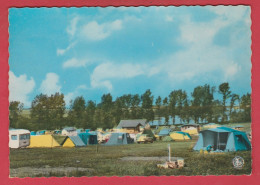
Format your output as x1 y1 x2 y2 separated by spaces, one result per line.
168 144 171 162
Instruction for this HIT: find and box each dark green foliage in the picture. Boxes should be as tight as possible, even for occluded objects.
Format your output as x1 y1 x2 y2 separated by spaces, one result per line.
11 83 251 131
219 82 232 123
141 89 154 121
30 93 65 130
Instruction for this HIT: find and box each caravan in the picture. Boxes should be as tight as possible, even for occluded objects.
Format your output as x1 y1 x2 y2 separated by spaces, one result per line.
9 129 30 148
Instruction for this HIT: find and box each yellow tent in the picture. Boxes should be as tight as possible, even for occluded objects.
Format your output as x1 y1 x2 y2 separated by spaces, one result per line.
28 135 60 148
62 137 75 147
182 129 198 135
170 132 192 140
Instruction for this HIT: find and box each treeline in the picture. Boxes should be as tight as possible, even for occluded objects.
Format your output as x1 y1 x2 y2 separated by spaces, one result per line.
9 82 251 131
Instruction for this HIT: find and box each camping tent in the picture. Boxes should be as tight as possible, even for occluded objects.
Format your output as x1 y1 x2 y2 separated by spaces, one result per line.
78 133 98 145
203 123 220 129
170 131 192 140
62 136 86 147
158 128 172 136
142 129 156 140
193 127 251 152
232 125 245 131
28 135 60 148
30 131 36 136
105 133 134 146
181 124 200 135
76 129 85 134
36 130 46 135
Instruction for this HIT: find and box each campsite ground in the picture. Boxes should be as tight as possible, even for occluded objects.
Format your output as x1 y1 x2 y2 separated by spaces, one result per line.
10 122 252 177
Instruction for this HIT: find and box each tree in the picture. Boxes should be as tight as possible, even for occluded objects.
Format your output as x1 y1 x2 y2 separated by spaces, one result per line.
9 101 24 128
162 97 169 125
112 98 124 125
240 93 251 122
67 96 86 128
86 100 96 129
100 93 114 128
191 84 214 123
155 96 162 119
130 94 141 119
229 94 240 121
141 89 154 121
168 91 178 124
31 93 65 130
211 100 222 123
218 82 232 123
175 90 188 123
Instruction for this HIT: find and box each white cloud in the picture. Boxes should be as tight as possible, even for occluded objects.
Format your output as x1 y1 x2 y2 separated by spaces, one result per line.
39 73 61 95
207 5 249 22
165 15 174 22
64 92 74 107
57 42 76 56
90 62 144 90
224 62 241 81
80 20 122 41
62 57 90 68
67 16 79 36
64 84 88 106
9 71 35 107
156 7 250 84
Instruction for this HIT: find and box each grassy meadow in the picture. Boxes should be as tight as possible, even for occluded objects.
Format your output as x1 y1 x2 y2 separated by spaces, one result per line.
10 124 252 177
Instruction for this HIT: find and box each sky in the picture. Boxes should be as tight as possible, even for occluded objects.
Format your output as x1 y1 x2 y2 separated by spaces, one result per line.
9 6 252 107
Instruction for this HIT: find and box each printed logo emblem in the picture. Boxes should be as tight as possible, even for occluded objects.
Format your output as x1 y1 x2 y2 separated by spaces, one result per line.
233 156 244 169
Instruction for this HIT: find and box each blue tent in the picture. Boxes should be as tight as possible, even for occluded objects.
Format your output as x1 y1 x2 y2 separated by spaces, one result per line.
30 131 36 135
36 130 46 135
78 132 98 145
105 133 133 146
76 129 85 134
62 136 86 147
158 128 172 136
85 129 91 133
193 127 251 152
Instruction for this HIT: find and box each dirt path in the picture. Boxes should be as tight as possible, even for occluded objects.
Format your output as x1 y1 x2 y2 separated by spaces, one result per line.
10 166 94 177
120 156 184 161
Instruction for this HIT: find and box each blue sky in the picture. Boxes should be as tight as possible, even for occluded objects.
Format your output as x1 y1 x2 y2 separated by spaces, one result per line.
9 6 251 107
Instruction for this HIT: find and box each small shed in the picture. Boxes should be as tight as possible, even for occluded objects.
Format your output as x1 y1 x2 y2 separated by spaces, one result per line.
117 119 147 133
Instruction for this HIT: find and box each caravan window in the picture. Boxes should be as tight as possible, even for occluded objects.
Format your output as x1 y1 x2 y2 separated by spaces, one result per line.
11 135 17 140
20 134 29 140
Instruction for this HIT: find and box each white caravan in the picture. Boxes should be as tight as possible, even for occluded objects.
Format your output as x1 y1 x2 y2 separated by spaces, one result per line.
9 129 30 148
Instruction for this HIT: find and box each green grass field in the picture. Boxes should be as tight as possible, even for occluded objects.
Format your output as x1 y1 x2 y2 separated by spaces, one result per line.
10 136 251 177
